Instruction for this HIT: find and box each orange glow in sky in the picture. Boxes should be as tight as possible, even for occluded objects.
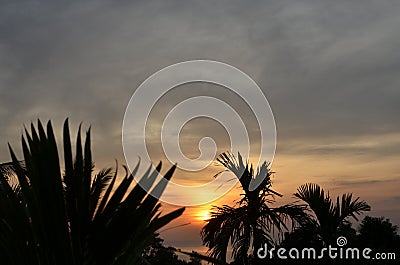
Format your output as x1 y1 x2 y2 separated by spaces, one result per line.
195 210 212 221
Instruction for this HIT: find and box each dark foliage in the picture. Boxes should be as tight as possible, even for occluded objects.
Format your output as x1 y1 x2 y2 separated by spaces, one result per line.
140 236 201 265
201 152 309 265
291 183 370 246
0 119 184 265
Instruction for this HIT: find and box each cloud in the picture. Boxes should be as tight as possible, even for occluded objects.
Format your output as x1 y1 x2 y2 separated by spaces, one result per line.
276 133 400 159
2 0 400 154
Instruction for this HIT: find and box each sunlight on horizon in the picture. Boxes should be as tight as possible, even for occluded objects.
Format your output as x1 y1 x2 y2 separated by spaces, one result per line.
194 210 212 222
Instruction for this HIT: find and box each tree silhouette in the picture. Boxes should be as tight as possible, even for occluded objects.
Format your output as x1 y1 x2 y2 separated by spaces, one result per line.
0 119 184 265
287 183 371 247
140 236 202 265
357 216 400 251
201 152 308 265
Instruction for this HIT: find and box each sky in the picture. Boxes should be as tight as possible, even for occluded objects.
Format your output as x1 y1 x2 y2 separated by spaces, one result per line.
1 0 400 257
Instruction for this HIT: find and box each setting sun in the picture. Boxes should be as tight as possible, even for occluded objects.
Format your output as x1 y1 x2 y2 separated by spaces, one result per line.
196 210 212 221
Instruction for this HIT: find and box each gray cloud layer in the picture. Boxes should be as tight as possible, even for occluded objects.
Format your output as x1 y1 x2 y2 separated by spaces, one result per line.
2 0 399 151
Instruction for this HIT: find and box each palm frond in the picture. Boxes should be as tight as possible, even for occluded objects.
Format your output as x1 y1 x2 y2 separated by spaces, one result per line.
202 152 301 264
0 119 185 265
201 205 247 262
293 183 370 245
338 193 371 222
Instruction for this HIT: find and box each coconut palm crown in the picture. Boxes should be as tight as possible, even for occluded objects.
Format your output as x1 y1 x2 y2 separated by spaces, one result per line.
201 152 308 265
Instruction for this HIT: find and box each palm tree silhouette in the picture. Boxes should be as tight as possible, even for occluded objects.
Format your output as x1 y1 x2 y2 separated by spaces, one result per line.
201 152 308 265
0 119 184 265
289 183 371 246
